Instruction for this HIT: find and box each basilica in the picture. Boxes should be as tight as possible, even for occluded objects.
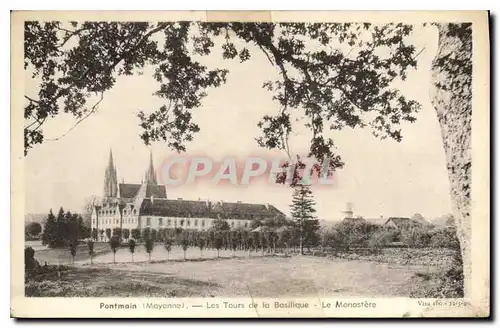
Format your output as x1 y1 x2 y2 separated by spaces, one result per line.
91 150 285 241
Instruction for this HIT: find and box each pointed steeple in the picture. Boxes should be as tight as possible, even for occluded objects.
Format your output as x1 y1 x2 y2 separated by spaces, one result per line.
144 149 158 185
103 148 118 198
108 149 114 168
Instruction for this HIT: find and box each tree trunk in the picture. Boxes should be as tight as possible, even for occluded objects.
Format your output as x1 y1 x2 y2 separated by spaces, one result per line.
430 23 472 297
300 225 304 255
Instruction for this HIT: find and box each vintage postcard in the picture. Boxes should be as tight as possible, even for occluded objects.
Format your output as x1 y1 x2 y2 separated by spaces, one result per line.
11 10 490 318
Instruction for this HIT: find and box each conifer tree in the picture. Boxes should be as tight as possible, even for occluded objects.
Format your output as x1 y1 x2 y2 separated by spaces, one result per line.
42 209 57 247
290 183 317 255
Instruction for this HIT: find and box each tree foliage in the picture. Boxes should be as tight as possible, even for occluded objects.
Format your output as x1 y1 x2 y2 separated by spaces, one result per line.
26 222 42 238
42 207 88 248
24 21 420 173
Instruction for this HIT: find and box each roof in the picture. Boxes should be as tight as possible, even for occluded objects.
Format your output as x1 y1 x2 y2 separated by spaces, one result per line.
139 198 285 220
386 217 422 229
118 184 141 198
213 202 284 218
342 217 366 223
365 218 389 226
118 183 166 199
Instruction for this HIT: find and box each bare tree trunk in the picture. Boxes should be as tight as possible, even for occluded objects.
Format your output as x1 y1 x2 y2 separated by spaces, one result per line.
430 23 472 297
299 225 304 255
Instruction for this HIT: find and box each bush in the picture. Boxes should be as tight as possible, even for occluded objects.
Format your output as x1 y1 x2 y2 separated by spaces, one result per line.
109 235 120 263
430 227 460 249
25 246 36 271
368 229 396 250
410 263 464 298
131 228 141 241
128 239 136 262
122 229 130 240
400 227 432 248
142 228 151 242
145 239 154 261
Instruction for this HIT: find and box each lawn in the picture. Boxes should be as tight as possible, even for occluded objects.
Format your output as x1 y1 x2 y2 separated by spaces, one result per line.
26 256 440 297
33 242 111 266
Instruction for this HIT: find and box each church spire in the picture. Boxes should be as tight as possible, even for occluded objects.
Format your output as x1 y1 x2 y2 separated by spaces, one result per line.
104 148 118 198
144 149 157 185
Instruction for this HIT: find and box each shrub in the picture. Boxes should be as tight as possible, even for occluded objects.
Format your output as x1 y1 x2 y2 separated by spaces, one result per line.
105 228 111 240
142 228 151 242
400 227 432 248
131 228 141 241
128 239 136 262
25 246 36 271
87 240 95 265
109 235 120 263
164 238 173 260
410 261 464 298
68 240 78 264
430 227 460 249
112 228 122 238
122 229 130 240
91 228 98 240
145 239 154 261
368 229 396 250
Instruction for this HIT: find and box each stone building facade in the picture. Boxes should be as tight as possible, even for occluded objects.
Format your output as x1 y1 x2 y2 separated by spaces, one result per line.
91 150 285 241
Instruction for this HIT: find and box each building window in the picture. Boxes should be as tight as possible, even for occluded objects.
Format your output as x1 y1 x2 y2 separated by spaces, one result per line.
146 218 151 226
180 219 185 227
244 222 248 228
187 220 191 227
231 221 235 228
159 218 163 226
167 219 171 226
202 220 205 227
194 219 198 227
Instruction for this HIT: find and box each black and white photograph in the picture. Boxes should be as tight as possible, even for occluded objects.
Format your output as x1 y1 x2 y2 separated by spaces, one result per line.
11 10 490 318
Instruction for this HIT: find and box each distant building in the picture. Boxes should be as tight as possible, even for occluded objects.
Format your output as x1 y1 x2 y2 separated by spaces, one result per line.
342 202 354 219
91 149 285 241
365 216 388 226
342 217 365 224
384 217 423 230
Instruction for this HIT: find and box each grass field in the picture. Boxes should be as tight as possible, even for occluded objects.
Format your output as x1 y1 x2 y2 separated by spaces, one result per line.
32 242 111 265
26 255 440 297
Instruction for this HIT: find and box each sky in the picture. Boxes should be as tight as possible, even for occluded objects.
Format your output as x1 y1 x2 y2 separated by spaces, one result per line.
24 23 453 221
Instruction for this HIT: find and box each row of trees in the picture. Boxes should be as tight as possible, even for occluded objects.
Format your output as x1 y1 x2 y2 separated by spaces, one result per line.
42 208 90 248
98 220 320 264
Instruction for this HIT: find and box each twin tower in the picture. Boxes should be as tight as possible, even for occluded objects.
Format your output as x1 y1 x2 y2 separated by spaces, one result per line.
103 149 158 198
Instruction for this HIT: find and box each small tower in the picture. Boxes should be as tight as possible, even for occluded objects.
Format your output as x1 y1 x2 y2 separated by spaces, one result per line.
342 202 354 219
103 149 118 198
